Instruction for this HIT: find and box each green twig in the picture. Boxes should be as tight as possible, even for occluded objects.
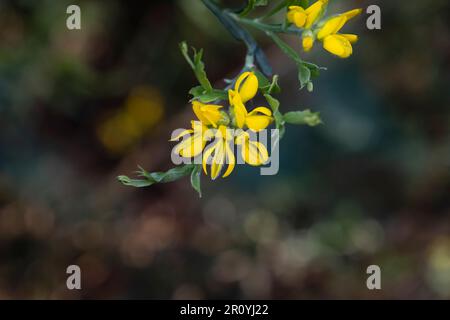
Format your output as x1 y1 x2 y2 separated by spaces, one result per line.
201 0 272 76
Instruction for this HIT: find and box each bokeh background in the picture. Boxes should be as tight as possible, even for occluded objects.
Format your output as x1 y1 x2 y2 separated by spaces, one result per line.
0 0 449 299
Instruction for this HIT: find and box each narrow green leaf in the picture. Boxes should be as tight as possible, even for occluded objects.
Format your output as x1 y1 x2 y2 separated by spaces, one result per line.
283 110 322 126
274 110 284 128
240 0 269 17
260 74 281 94
264 93 285 130
190 165 202 197
118 164 196 188
117 176 154 187
191 89 228 103
298 63 311 89
254 69 270 89
193 49 213 91
180 41 195 70
240 0 256 16
264 93 280 112
189 85 205 97
267 75 281 94
179 41 213 92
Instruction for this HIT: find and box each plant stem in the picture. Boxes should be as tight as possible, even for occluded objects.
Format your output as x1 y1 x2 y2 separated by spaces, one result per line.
201 0 272 76
229 13 303 36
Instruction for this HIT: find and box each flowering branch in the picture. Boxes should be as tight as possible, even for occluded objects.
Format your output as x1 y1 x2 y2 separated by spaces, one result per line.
118 0 362 197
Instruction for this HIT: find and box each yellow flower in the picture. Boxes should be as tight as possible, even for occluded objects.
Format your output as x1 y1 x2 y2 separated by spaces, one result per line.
287 6 306 28
202 125 235 180
287 1 328 29
316 8 362 58
245 107 273 132
235 131 269 166
228 72 273 131
302 33 315 52
192 100 223 128
228 89 247 128
170 120 212 157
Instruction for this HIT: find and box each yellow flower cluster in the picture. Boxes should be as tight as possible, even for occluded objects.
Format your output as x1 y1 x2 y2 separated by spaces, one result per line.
287 1 362 58
171 72 273 180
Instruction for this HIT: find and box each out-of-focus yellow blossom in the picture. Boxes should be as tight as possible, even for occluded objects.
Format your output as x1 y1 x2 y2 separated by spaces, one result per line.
316 8 362 58
202 125 236 180
236 131 269 166
192 101 223 128
170 120 213 157
97 86 164 154
287 1 328 29
228 71 273 131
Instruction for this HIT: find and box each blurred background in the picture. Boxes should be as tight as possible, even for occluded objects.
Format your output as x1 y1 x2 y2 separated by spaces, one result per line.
0 0 449 299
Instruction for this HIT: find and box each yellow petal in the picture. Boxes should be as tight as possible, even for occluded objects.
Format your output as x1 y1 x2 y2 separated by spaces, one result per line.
304 1 325 28
235 130 249 145
192 101 208 123
247 106 272 117
222 143 235 178
341 33 358 43
342 8 362 20
317 15 347 40
323 34 353 58
287 6 306 28
202 143 216 175
235 72 258 103
228 89 235 106
211 141 225 180
174 132 205 158
246 116 273 132
241 140 269 166
232 94 248 128
201 108 221 128
192 101 222 128
293 12 307 28
303 35 315 52
246 107 273 131
234 72 250 92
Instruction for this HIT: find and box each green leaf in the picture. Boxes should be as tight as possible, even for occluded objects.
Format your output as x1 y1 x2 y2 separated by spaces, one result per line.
118 164 195 188
264 93 280 112
117 176 154 187
260 74 281 94
283 110 322 126
298 63 311 89
240 0 269 17
189 85 204 97
264 93 285 131
254 69 270 89
180 41 213 92
190 88 228 103
304 61 324 78
190 165 202 197
274 110 284 128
